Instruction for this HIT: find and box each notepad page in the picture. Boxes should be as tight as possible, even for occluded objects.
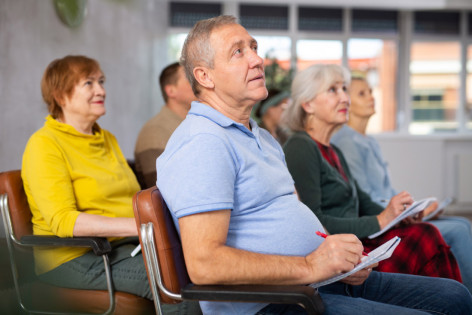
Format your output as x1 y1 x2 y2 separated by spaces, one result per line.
423 197 452 221
310 236 401 288
368 197 437 239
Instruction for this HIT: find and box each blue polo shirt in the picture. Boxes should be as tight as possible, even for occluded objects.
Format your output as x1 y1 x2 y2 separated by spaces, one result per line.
156 101 324 314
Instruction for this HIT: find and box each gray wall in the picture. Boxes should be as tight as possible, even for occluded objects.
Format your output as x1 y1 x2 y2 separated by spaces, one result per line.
0 0 168 171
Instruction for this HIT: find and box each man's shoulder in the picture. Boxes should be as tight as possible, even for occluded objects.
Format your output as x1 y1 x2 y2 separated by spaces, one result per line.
135 107 183 146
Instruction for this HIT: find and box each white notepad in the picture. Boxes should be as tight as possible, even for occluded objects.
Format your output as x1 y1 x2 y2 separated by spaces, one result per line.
368 197 437 239
310 236 401 288
422 197 452 221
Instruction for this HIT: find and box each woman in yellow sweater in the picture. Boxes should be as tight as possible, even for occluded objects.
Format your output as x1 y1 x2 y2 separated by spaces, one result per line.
22 55 200 314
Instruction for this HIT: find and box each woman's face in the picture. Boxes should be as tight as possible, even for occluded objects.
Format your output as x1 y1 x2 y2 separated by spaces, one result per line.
349 79 375 119
265 98 289 125
304 80 350 129
62 70 106 123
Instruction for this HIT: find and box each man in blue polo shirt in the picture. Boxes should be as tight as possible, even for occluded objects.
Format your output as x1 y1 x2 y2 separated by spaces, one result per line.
156 15 472 315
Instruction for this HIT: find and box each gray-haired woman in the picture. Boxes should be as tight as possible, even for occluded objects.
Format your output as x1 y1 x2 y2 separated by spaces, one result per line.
283 63 462 280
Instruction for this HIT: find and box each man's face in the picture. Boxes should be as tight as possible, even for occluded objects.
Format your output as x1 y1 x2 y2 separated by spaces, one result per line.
175 66 196 111
208 24 268 108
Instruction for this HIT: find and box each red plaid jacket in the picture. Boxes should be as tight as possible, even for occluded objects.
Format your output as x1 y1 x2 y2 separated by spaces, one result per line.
363 222 462 282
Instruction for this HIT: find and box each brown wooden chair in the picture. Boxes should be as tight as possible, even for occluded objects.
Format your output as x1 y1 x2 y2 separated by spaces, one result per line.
0 170 154 315
132 186 325 315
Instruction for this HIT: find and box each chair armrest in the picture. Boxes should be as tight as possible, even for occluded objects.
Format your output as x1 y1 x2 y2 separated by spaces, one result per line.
20 235 112 256
110 236 140 249
182 284 324 314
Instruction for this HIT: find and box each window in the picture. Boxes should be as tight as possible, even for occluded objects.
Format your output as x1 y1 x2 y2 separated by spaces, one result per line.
352 9 398 34
255 36 292 91
240 4 288 30
168 33 188 61
296 40 342 70
298 7 343 32
467 45 472 130
169 2 221 27
414 11 460 35
348 39 398 133
469 12 472 36
166 3 472 135
409 41 461 134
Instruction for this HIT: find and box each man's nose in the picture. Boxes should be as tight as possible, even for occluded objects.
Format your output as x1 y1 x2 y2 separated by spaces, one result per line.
248 49 263 68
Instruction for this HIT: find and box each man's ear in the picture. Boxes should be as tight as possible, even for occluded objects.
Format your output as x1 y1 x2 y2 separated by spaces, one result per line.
193 66 214 89
164 84 176 99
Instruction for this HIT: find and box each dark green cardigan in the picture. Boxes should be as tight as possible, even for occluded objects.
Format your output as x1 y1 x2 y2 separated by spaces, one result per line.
283 131 382 239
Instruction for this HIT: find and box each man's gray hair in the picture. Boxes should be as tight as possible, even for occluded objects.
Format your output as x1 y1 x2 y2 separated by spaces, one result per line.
282 64 351 132
180 15 238 96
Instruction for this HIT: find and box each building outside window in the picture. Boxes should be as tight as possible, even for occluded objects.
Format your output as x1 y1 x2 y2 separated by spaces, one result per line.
409 41 461 134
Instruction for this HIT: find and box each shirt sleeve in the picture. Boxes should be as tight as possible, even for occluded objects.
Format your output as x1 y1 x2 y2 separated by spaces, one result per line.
22 133 80 237
333 132 374 196
157 133 237 218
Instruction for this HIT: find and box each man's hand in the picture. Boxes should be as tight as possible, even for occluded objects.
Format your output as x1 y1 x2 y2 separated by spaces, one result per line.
305 234 365 283
340 263 378 286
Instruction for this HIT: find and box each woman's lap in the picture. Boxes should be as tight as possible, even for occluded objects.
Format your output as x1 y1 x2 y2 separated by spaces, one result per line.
38 243 202 314
38 244 152 298
362 223 461 281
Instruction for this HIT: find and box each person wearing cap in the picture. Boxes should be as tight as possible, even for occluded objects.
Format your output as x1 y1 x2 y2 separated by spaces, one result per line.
255 88 291 145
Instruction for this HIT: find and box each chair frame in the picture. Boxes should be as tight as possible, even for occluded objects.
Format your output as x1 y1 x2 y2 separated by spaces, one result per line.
1 193 117 315
0 169 132 315
134 186 325 315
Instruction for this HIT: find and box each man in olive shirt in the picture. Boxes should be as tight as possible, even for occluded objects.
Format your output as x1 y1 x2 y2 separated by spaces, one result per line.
134 62 196 188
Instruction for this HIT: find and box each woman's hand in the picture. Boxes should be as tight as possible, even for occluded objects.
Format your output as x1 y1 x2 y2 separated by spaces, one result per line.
377 191 414 229
422 200 441 220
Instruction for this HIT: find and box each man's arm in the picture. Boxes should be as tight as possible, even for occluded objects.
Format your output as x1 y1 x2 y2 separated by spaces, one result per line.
179 209 366 286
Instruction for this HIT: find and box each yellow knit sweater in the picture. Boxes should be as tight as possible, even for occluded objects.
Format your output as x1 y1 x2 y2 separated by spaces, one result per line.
22 115 140 274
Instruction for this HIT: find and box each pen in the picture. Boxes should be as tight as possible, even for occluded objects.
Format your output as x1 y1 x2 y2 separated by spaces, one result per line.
316 231 369 256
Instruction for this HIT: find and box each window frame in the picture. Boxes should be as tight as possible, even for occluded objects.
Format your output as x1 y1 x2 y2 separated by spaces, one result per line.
166 1 472 134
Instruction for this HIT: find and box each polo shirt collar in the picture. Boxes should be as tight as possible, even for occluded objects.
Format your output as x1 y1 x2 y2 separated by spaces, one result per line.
189 101 260 137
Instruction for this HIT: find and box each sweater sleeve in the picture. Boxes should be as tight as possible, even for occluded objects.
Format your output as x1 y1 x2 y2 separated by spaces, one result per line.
22 133 80 237
284 134 380 239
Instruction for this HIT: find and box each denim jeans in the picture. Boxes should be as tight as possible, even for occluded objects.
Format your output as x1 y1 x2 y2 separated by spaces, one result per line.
256 271 472 315
430 216 472 293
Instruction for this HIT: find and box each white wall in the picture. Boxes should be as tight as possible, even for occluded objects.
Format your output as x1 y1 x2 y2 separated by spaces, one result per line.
375 134 472 214
0 0 168 171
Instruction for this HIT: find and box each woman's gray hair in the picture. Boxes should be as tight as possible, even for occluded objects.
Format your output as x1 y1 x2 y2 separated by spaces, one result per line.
282 64 351 132
180 15 238 96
